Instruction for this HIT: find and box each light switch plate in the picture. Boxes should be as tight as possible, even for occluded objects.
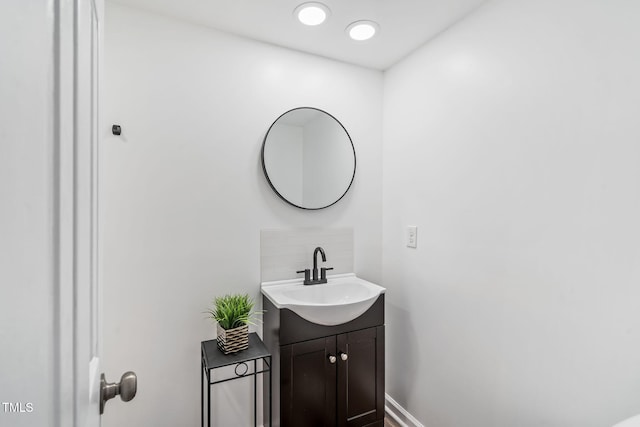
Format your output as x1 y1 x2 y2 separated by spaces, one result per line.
407 226 417 248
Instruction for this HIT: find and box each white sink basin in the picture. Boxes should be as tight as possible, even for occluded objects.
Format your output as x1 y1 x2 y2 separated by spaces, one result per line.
261 274 385 326
614 415 640 427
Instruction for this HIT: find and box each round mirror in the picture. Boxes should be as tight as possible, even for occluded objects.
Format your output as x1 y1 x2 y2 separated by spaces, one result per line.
261 107 356 210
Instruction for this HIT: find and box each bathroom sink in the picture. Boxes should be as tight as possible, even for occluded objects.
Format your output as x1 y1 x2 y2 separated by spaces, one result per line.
261 273 385 326
614 415 640 427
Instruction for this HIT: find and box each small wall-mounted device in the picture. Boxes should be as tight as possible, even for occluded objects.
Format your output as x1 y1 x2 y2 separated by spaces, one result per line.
112 124 122 135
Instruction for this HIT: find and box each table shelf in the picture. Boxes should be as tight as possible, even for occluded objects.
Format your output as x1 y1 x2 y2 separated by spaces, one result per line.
201 333 272 427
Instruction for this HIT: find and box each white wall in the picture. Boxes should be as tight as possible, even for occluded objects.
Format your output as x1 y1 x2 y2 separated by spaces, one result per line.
0 2 55 425
101 3 382 426
383 0 640 425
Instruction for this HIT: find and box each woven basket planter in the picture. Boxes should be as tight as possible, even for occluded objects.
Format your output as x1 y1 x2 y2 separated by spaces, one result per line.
216 324 249 354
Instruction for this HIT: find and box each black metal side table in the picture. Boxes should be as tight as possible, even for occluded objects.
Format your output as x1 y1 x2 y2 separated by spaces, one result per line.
201 333 272 427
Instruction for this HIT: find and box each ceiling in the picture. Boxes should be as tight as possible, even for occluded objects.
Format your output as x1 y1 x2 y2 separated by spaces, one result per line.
111 0 488 70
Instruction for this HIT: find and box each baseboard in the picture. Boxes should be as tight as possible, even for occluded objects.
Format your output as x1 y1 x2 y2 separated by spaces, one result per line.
385 394 424 427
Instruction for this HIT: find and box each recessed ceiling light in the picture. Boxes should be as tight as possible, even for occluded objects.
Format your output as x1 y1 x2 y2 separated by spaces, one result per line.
346 20 379 41
294 2 330 26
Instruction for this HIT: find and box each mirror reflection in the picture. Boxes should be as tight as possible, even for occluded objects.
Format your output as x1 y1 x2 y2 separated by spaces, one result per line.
261 107 356 210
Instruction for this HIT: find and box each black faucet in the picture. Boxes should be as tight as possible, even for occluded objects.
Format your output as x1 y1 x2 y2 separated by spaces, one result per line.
296 246 333 285
312 247 326 281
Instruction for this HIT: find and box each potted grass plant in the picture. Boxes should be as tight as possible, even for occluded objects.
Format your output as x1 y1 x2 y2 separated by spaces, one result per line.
206 293 260 354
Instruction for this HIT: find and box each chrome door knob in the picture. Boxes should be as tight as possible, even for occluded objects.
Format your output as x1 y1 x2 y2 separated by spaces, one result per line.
328 355 337 364
340 352 348 361
100 371 137 414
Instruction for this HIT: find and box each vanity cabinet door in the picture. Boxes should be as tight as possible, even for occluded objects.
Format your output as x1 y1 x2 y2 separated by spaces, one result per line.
337 326 385 427
281 336 337 427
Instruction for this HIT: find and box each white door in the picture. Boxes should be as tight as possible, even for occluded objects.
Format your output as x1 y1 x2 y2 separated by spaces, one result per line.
62 0 136 424
0 1 133 424
55 0 106 424
75 0 103 424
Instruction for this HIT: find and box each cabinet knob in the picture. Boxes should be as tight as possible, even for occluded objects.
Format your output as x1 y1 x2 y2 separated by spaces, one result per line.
340 352 348 361
328 355 337 364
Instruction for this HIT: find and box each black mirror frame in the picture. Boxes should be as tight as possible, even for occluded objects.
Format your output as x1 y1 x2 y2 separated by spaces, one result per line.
261 107 356 210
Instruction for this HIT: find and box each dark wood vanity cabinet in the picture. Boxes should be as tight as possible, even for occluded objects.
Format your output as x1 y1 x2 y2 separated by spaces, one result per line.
281 336 337 426
263 295 385 427
281 327 384 427
337 327 385 427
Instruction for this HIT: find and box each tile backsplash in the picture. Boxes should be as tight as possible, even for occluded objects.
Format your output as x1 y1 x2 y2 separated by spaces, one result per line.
260 228 354 283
